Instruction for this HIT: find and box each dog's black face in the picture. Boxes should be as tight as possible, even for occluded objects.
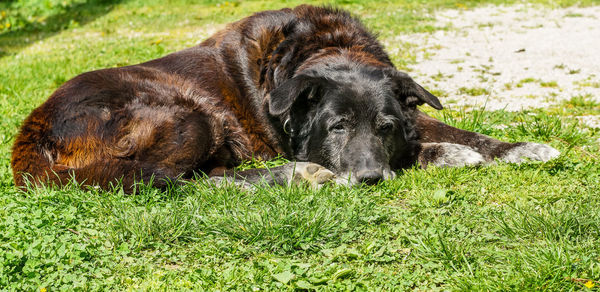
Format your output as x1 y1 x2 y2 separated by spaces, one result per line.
269 64 442 184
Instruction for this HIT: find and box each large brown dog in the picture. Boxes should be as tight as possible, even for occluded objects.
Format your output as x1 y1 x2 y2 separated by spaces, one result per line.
11 5 559 191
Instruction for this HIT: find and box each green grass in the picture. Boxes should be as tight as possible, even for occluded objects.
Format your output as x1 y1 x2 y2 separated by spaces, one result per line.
516 77 538 87
540 80 559 88
458 86 491 96
2 0 600 290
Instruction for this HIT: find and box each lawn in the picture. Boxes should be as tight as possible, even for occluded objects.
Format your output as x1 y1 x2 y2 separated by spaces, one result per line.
1 0 599 290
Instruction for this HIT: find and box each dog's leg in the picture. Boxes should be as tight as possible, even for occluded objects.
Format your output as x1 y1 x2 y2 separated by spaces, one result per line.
415 142 486 168
414 111 560 166
209 162 336 188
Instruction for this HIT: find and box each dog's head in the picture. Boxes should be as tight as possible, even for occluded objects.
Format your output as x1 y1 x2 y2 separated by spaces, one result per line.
268 64 442 185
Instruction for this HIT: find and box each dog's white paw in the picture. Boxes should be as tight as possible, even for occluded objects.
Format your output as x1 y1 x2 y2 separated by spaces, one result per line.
293 162 336 187
429 143 486 167
500 143 560 163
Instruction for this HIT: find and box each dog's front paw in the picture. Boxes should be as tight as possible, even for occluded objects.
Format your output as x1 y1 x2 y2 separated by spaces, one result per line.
293 162 336 187
500 142 560 163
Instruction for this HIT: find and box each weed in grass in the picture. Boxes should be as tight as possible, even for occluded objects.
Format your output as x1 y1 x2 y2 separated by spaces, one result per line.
429 88 449 98
458 86 490 96
554 63 567 70
431 71 453 81
539 80 558 88
516 77 538 87
575 79 600 89
565 12 584 17
573 74 600 88
543 95 600 117
477 22 495 28
433 104 503 135
514 113 585 145
563 94 599 109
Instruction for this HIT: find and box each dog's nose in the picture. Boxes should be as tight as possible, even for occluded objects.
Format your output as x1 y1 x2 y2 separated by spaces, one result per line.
357 170 383 185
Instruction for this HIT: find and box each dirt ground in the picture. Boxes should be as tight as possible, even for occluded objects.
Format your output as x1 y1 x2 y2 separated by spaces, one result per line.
394 4 599 127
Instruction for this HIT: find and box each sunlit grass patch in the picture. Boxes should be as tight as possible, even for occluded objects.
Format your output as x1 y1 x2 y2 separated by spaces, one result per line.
564 94 600 109
106 180 383 253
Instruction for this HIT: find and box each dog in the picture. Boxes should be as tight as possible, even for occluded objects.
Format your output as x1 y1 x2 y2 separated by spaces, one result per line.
11 5 560 191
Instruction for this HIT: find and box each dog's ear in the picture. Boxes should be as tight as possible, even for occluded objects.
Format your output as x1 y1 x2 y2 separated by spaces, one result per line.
386 69 443 110
268 74 326 116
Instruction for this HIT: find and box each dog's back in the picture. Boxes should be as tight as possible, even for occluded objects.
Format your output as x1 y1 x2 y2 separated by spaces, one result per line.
11 64 252 190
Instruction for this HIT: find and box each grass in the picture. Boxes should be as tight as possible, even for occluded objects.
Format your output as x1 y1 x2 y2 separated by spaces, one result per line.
564 94 600 109
1 0 600 290
540 80 559 88
458 86 490 96
516 77 538 87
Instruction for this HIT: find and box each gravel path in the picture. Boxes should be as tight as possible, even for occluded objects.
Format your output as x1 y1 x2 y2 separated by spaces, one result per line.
394 4 600 116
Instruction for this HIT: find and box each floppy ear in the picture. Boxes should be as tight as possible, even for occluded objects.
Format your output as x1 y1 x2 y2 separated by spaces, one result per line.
268 74 326 116
387 69 443 110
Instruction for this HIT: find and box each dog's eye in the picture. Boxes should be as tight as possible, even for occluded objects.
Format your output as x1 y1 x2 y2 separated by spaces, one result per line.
329 122 346 133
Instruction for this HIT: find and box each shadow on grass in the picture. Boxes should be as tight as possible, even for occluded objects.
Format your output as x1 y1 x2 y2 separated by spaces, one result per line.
0 0 124 58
